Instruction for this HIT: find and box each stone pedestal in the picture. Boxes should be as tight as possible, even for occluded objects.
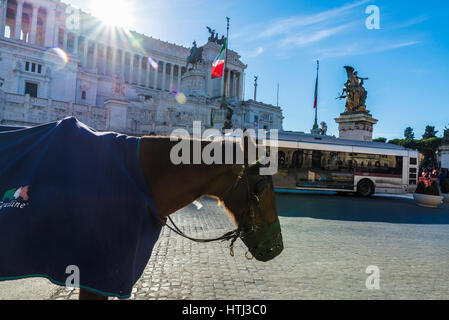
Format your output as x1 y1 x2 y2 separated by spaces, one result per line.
104 98 129 132
181 67 207 97
438 145 449 170
335 112 378 141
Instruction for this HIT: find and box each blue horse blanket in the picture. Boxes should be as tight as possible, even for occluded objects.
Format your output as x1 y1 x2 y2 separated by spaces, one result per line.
0 117 162 298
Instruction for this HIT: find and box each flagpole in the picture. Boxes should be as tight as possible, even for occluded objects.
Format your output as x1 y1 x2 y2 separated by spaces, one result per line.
222 17 230 103
221 16 233 130
312 60 320 134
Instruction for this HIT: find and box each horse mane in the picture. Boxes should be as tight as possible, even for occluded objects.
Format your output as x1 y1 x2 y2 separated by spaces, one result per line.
140 135 252 166
138 135 256 217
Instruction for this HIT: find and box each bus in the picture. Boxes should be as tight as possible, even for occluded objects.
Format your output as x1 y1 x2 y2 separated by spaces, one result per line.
270 131 419 197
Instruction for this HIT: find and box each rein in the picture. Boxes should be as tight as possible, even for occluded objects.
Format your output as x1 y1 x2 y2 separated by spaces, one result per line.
161 163 266 257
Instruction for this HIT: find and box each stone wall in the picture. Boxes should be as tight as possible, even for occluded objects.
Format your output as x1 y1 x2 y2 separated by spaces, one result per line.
0 91 108 130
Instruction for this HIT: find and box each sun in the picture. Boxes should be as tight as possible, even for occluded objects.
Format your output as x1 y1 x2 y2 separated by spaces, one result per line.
90 0 134 28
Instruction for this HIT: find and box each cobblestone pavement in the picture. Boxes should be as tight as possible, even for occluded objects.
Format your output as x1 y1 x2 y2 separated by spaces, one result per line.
46 193 449 300
2 193 448 300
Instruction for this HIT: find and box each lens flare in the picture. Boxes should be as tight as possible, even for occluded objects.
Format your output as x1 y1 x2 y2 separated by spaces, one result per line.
171 87 186 104
90 0 134 28
175 92 187 104
43 47 69 71
148 57 158 70
130 36 142 49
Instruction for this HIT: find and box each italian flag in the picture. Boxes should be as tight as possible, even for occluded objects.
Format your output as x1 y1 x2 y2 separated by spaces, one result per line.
211 39 226 79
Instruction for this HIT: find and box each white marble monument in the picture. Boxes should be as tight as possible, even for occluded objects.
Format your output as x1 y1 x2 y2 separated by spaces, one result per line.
335 66 377 141
335 112 378 141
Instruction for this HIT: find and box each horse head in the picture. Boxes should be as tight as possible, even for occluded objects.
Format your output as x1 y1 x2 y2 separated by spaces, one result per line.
218 134 283 262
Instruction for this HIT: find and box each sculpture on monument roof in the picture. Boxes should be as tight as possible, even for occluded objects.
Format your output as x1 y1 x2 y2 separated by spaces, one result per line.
338 66 369 114
320 121 328 135
206 26 226 45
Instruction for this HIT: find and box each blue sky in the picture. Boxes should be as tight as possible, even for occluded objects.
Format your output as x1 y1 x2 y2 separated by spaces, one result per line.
68 0 449 140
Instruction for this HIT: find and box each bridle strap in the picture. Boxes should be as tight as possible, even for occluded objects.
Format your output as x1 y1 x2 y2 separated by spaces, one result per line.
164 216 240 243
161 163 268 252
160 166 244 245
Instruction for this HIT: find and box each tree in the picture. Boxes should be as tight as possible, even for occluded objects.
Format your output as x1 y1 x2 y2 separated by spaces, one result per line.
422 125 438 139
404 127 414 139
419 137 442 168
388 138 402 145
373 137 387 143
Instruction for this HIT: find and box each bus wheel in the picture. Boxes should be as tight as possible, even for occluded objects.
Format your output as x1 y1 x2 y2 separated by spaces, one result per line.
357 180 374 197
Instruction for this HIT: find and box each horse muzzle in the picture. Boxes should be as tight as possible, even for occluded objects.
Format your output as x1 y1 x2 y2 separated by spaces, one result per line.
241 219 284 262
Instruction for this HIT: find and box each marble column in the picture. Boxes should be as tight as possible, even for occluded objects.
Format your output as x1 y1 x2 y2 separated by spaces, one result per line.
63 31 68 51
120 50 125 78
83 38 88 67
145 58 150 87
153 60 158 89
111 48 117 76
102 46 108 75
233 72 237 98
161 61 166 91
177 65 181 90
14 0 24 40
30 4 38 44
53 26 59 47
241 73 245 100
137 55 142 86
237 72 242 100
92 42 98 71
0 0 7 38
73 35 78 55
44 5 55 47
169 64 174 91
129 53 134 84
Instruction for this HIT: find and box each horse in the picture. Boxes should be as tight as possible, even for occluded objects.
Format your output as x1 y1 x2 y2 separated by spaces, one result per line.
185 46 204 70
0 118 283 300
81 133 283 299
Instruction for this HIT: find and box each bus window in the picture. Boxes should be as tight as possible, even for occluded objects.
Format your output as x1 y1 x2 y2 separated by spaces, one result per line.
291 150 303 168
278 151 286 169
312 150 322 169
353 154 403 176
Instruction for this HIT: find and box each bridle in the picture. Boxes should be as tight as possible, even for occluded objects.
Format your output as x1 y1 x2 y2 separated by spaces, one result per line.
161 162 283 261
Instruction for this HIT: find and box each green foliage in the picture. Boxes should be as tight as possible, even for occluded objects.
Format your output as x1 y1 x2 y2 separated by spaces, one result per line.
387 135 443 168
415 181 440 196
422 125 438 139
398 138 420 150
388 138 402 145
404 127 415 139
415 181 427 194
429 181 440 196
419 137 443 167
373 137 387 143
441 179 449 194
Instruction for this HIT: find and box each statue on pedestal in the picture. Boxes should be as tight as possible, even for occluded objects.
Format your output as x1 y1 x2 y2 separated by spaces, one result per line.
338 66 369 113
320 121 328 135
112 74 125 97
186 41 204 70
